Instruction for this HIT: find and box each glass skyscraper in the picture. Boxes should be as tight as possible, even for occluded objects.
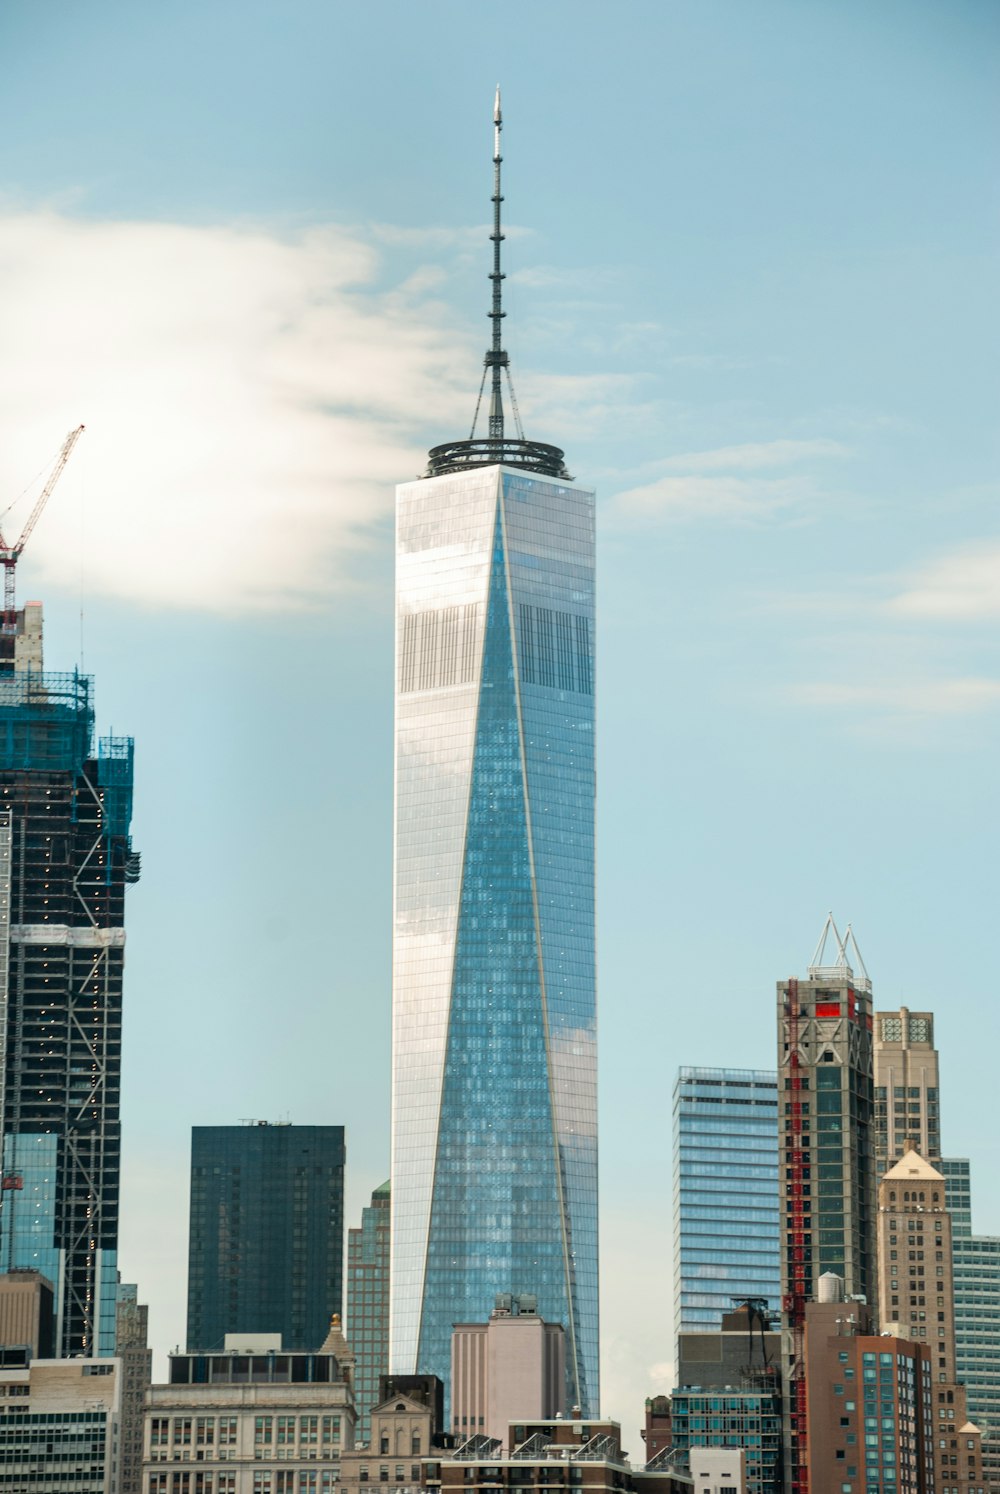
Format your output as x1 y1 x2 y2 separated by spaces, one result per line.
672 1067 781 1334
390 92 598 1418
391 462 597 1415
186 1123 345 1353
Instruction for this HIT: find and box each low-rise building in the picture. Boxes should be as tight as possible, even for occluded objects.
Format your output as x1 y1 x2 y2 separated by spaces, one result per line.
142 1326 354 1494
0 1352 120 1493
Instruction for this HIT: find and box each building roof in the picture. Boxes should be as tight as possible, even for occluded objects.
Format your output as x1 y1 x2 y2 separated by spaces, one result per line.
882 1145 945 1184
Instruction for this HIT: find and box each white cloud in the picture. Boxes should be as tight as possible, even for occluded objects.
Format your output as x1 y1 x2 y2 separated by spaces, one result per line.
887 540 1000 620
794 678 1000 716
0 210 482 613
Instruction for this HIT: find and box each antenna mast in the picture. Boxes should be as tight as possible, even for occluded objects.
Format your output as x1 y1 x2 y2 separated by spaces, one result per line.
487 85 507 448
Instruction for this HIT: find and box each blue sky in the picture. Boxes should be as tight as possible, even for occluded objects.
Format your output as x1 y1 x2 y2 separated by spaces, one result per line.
0 0 997 1440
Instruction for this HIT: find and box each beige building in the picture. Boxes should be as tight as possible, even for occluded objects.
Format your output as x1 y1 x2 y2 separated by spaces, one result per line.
0 1353 121 1493
873 1006 941 1172
877 1143 986 1491
0 1268 54 1356
689 1447 745 1493
338 1385 437 1494
451 1295 565 1443
142 1325 354 1494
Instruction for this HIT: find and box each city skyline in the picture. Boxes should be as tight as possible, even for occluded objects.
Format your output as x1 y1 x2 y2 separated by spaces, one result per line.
0 0 995 1444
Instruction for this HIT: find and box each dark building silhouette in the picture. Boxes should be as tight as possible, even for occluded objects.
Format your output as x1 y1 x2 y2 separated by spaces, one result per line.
186 1122 345 1352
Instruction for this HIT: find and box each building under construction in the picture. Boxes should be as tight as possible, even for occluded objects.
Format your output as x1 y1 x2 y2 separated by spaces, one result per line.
0 600 138 1356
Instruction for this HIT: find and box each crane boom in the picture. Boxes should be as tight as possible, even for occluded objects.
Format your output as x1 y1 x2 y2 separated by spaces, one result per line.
1 424 85 619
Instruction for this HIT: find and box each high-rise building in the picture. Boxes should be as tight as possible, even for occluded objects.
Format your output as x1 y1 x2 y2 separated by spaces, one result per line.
390 95 598 1415
115 1282 152 1494
186 1122 346 1352
0 600 138 1356
803 1283 935 1494
672 1067 780 1334
347 1179 391 1445
777 916 877 1494
952 1228 1000 1487
873 1006 941 1174
876 1144 985 1491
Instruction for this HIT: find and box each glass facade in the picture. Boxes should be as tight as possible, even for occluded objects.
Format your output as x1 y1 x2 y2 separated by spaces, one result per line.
347 1180 390 1445
673 1067 780 1333
391 466 597 1416
669 1385 782 1494
186 1124 345 1353
0 641 136 1358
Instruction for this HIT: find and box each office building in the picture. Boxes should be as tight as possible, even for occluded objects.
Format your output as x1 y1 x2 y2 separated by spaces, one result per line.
0 1268 54 1355
873 1006 941 1174
347 1179 390 1445
0 1351 121 1493
116 1281 152 1494
672 1068 780 1334
451 1294 565 1443
803 1284 935 1494
668 1384 782 1494
777 916 877 1494
143 1328 355 1493
952 1230 1000 1486
0 600 138 1356
942 1157 973 1234
391 96 597 1414
186 1122 346 1352
876 1144 984 1490
676 1302 780 1392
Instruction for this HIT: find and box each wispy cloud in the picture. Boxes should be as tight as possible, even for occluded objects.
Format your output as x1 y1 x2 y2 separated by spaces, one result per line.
793 678 1000 717
610 437 845 521
887 539 1000 620
660 438 848 471
614 473 806 520
0 210 481 614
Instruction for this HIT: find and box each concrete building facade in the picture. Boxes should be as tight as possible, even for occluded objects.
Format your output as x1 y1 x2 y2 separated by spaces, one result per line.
347 1180 390 1446
803 1293 935 1494
0 1268 54 1356
873 1007 941 1175
143 1332 354 1494
116 1280 152 1494
0 1352 121 1492
450 1295 565 1444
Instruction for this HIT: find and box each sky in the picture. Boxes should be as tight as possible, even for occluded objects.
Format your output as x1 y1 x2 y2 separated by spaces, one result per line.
0 0 997 1449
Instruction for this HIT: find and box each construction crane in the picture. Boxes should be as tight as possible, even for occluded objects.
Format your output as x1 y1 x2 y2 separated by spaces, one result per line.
0 424 85 622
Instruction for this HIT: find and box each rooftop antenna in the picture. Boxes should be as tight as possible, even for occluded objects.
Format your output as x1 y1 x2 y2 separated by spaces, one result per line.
429 93 563 480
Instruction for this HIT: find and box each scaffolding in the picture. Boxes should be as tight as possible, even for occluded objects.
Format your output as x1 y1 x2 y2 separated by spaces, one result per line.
0 670 94 773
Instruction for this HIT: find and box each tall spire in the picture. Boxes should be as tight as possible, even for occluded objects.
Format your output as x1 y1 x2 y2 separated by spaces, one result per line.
487 84 507 443
424 92 569 480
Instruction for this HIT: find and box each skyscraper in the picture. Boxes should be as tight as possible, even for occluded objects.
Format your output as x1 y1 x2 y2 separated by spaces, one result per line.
672 1067 781 1335
873 1005 941 1174
0 600 138 1356
347 1179 390 1445
186 1122 345 1352
875 1143 986 1492
778 915 877 1494
390 95 598 1415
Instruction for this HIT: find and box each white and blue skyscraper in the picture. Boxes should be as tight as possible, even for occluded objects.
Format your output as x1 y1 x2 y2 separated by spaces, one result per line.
673 1067 781 1334
390 94 598 1416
